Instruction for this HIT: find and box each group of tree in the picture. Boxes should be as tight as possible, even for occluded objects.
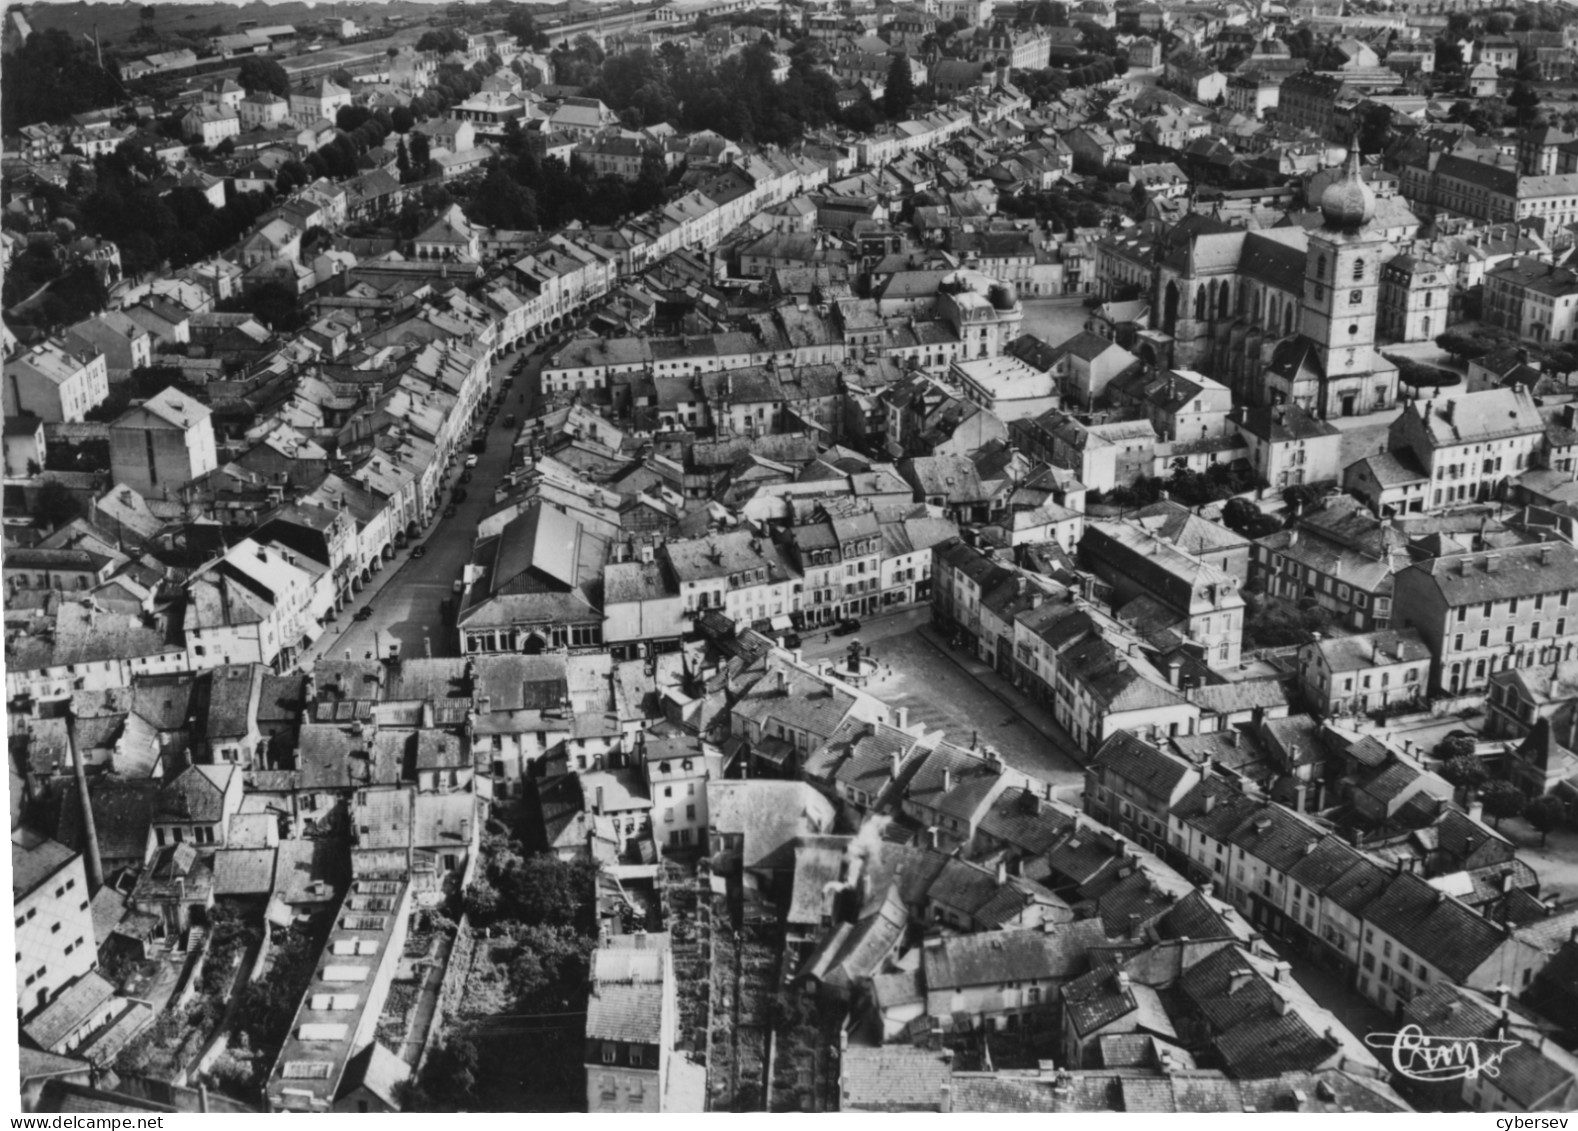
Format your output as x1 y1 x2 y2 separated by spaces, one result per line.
2 29 122 133
1221 496 1286 538
4 147 277 294
1092 460 1255 511
1435 737 1568 844
1394 358 1462 390
236 55 291 98
504 6 551 50
584 35 854 146
394 830 606 1109
884 54 916 120
1434 324 1522 363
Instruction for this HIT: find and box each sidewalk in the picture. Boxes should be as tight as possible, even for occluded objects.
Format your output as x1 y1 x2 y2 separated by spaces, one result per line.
916 621 1089 770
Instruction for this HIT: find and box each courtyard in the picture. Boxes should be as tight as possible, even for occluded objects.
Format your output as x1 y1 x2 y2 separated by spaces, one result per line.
796 607 1087 791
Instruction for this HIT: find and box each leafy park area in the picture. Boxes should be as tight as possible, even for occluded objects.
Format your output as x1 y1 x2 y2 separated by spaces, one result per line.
402 828 600 1111
1089 461 1262 512
113 904 325 1102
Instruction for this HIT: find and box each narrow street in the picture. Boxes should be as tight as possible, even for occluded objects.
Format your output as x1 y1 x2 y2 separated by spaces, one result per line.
1268 937 1393 1043
296 343 545 667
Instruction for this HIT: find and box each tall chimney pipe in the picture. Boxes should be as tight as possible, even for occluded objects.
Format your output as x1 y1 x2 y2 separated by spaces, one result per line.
66 710 104 893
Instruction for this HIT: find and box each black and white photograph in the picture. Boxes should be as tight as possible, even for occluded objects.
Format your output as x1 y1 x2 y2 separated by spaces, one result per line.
3 0 1578 1117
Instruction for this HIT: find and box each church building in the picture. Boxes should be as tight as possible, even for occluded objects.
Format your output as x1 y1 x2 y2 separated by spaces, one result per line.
1148 149 1400 420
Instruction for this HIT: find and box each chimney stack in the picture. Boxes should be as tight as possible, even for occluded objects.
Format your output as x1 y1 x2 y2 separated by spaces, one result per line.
66 711 104 894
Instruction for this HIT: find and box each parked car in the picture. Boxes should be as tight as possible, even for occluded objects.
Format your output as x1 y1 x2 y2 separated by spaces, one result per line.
464 454 479 468
780 631 802 650
832 618 862 636
460 469 473 484
453 488 468 503
412 544 427 558
503 413 516 428
354 606 374 621
444 504 457 518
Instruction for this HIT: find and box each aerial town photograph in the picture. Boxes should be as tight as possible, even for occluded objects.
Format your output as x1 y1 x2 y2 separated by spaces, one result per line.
9 0 1578 1117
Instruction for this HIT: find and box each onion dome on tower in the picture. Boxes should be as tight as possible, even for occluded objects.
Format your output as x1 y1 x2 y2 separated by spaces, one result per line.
1319 144 1376 231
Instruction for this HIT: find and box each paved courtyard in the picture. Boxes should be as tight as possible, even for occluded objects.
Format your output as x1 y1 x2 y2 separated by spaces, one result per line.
1020 296 1095 349
798 608 1087 791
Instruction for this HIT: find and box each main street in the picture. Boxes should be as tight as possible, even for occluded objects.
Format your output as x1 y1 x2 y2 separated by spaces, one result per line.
296 341 545 668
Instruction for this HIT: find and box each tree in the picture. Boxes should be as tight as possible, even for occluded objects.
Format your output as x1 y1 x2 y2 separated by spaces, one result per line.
884 53 916 120
407 132 431 182
425 1036 479 1099
418 28 468 54
507 923 596 1011
391 104 416 135
1440 754 1489 790
32 480 81 529
396 137 411 181
1526 794 1566 846
2 29 122 134
469 164 539 229
1480 780 1526 829
1434 732 1478 762
1358 102 1394 157
236 56 291 97
506 7 550 50
1509 81 1543 128
336 104 373 133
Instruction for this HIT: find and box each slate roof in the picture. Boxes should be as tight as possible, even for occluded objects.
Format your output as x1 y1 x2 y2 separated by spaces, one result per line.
213 847 276 896
840 1046 952 1111
12 829 76 900
337 1043 410 1110
1363 870 1508 980
585 981 663 1044
1092 731 1195 802
1402 541 1578 606
23 972 116 1051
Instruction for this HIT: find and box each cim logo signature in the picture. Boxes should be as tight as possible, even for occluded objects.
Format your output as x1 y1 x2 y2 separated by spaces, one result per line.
1364 1025 1521 1082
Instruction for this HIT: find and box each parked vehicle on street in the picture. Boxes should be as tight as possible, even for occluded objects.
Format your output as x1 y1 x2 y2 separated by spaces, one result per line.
354 606 374 621
412 544 427 558
464 454 479 468
832 618 862 636
503 413 516 428
444 504 457 518
460 469 473 484
453 488 468 503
